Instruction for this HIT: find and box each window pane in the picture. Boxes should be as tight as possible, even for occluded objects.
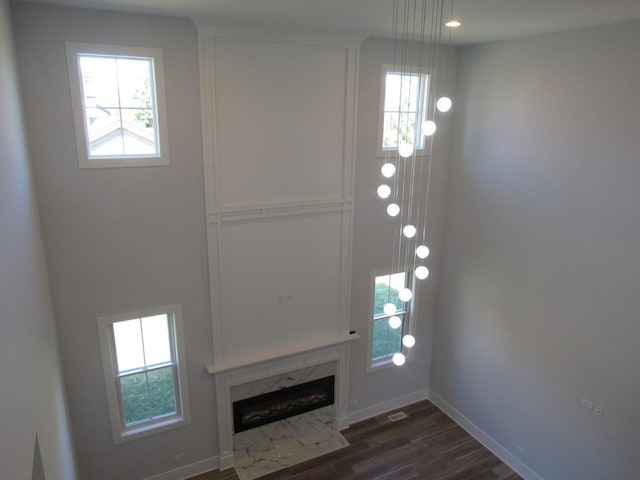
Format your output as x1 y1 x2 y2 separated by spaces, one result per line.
374 282 400 316
385 72 421 112
372 271 409 363
79 55 119 108
148 366 176 418
120 372 151 425
388 272 408 291
382 105 417 149
113 319 144 372
122 107 154 129
121 108 157 155
399 74 420 112
85 108 124 157
383 112 399 149
372 314 404 359
116 57 154 108
397 111 416 147
384 73 402 111
84 106 120 129
97 305 185 438
374 272 406 316
381 69 428 151
78 53 159 159
141 314 172 366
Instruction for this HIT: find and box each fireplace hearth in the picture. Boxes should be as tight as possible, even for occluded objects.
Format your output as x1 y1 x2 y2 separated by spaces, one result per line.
232 375 335 433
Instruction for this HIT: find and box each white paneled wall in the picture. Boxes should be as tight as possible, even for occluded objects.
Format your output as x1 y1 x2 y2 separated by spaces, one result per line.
198 29 361 367
218 213 344 360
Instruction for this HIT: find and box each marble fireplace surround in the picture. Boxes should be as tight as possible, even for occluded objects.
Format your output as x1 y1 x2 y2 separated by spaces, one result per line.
207 333 358 470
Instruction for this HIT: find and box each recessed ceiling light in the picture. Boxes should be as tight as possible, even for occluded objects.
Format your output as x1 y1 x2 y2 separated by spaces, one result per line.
445 19 462 28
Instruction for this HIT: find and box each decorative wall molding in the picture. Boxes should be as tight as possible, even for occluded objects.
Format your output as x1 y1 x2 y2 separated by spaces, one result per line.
195 25 366 48
198 28 361 471
428 390 546 480
198 28 360 368
208 199 351 223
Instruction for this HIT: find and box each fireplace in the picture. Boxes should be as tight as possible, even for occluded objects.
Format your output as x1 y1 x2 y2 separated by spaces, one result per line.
232 375 335 433
208 335 356 469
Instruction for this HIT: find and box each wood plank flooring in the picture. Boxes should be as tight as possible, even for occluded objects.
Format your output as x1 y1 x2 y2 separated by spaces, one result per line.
188 400 521 480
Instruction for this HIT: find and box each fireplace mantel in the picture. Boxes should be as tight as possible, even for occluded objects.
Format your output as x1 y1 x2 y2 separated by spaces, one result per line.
206 333 358 374
208 334 357 470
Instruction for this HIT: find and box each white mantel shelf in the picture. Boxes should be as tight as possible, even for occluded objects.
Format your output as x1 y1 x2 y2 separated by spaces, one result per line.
206 333 359 375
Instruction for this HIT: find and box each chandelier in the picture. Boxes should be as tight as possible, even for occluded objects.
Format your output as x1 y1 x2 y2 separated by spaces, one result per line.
377 0 459 366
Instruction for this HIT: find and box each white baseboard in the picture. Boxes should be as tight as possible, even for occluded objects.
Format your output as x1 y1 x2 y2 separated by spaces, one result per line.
142 456 219 480
427 389 545 480
218 453 234 471
337 414 350 431
348 388 429 424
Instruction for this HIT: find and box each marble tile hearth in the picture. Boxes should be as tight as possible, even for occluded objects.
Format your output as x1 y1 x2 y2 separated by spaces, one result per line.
233 406 349 480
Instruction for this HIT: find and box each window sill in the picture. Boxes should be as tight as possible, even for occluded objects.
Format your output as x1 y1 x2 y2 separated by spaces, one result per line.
376 148 429 158
367 351 414 374
79 155 170 169
115 414 189 444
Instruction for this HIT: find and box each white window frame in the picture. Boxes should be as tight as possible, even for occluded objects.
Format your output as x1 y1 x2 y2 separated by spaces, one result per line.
66 42 170 169
367 269 416 372
377 64 431 157
97 304 190 444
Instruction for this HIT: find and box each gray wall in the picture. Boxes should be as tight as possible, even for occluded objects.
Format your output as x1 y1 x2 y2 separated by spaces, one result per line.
0 0 77 478
433 20 640 479
349 37 457 410
12 4 215 480
10 4 461 477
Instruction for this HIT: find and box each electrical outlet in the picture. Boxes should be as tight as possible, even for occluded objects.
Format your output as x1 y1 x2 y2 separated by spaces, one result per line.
594 405 605 417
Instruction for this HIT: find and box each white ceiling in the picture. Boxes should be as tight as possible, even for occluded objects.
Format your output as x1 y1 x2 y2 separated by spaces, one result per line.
13 0 640 45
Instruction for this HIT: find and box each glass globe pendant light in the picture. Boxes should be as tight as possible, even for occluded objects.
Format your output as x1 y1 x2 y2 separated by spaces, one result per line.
383 303 397 315
422 120 437 136
388 316 402 329
377 184 391 199
398 142 414 158
415 266 429 280
392 352 406 366
387 203 400 217
381 163 396 178
398 287 413 302
402 334 416 348
402 225 417 238
436 96 453 112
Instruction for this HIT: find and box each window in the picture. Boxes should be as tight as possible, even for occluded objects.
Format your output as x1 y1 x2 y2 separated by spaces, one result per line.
368 271 414 370
378 65 430 156
97 305 190 443
66 43 170 168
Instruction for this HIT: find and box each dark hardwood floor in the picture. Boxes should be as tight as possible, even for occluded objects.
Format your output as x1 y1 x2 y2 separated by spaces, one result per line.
188 400 521 480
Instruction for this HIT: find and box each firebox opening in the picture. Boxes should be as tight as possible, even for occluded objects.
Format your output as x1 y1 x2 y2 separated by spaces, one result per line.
232 375 335 433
